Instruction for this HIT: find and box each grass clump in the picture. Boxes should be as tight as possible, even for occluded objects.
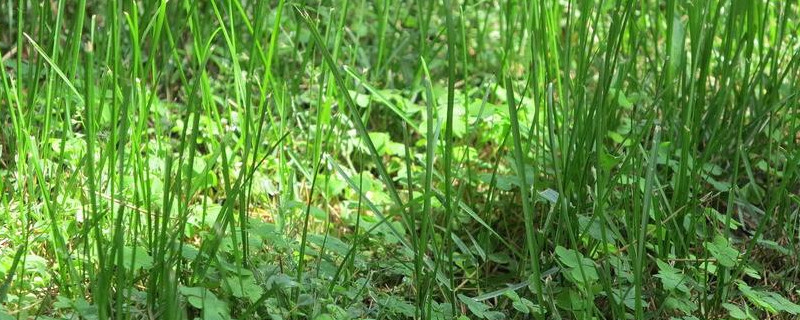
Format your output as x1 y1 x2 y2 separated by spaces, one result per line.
1 0 799 319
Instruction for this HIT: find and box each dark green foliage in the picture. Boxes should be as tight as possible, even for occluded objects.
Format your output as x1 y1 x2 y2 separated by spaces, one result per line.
0 0 798 319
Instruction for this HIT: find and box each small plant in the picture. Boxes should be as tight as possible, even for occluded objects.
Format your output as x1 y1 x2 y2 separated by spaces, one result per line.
0 0 798 319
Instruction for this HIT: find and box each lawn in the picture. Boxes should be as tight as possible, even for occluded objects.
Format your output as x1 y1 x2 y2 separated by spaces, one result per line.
1 0 799 319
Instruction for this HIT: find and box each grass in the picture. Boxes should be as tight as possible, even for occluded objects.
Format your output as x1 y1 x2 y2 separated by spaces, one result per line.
1 0 799 319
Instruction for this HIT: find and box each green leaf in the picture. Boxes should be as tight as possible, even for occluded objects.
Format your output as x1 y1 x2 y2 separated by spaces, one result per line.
266 273 299 290
756 239 792 256
378 295 415 317
743 266 761 279
555 246 599 285
599 148 621 171
503 290 540 315
478 173 514 191
53 296 99 319
607 130 627 145
699 261 717 274
655 260 690 293
538 188 559 204
348 90 371 107
704 175 731 192
191 203 222 228
179 286 230 320
555 246 582 268
556 289 590 311
664 296 697 315
578 215 617 244
310 206 328 220
761 291 800 314
721 303 748 319
611 287 636 310
704 235 739 268
458 294 504 319
0 308 12 320
617 90 633 108
72 298 99 319
307 234 352 258
224 276 263 303
706 207 741 230
733 281 800 314
121 246 153 271
668 14 686 77
359 132 405 156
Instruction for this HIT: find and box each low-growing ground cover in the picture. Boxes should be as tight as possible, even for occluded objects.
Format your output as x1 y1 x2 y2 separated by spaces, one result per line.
1 0 799 319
